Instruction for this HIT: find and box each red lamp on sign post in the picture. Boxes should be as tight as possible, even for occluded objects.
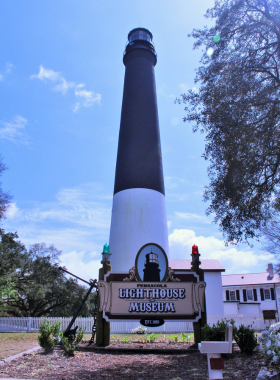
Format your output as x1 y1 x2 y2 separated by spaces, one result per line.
191 244 201 273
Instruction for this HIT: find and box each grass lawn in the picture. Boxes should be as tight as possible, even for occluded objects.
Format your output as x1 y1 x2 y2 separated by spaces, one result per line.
0 333 39 360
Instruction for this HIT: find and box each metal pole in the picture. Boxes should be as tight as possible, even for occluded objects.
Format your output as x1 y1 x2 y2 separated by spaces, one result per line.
64 280 98 334
58 266 92 285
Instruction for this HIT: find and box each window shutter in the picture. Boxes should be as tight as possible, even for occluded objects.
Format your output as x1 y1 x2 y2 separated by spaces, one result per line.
260 288 264 301
243 289 247 302
236 290 240 301
253 289 258 301
270 288 275 300
226 290 229 301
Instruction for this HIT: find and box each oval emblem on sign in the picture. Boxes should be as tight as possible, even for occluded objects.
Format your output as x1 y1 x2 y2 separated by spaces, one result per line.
140 318 165 327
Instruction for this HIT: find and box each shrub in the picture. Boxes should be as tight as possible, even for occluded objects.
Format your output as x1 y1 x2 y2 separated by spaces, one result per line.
180 332 187 342
201 319 236 341
143 335 149 343
148 333 160 343
131 326 150 334
259 321 280 363
61 327 84 356
234 324 257 355
180 332 192 343
120 336 131 343
170 334 179 343
38 319 62 353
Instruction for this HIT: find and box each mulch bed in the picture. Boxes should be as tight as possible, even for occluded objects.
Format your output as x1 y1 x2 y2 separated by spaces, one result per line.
0 342 279 380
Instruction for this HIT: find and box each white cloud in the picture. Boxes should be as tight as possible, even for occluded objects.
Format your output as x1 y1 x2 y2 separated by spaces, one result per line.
0 115 28 143
53 78 77 95
59 250 101 282
179 83 189 93
175 212 211 224
6 203 19 219
178 83 199 94
0 62 14 80
169 229 275 274
31 65 101 111
74 89 101 112
3 183 112 281
5 62 14 74
22 184 111 229
31 66 61 82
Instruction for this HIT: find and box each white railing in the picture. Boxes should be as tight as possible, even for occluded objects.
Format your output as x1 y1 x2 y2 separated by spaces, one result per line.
0 314 278 334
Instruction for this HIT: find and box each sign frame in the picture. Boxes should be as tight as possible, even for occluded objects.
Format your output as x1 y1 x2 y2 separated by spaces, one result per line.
99 269 205 323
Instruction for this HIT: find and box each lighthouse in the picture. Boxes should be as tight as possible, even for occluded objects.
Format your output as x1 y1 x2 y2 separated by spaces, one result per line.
109 28 169 273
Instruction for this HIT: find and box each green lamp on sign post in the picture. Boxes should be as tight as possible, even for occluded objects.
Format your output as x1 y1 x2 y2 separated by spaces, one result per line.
96 243 112 346
101 243 112 263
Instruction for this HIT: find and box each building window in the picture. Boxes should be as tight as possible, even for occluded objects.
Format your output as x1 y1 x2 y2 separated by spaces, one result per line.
229 291 236 301
247 289 253 301
264 289 271 300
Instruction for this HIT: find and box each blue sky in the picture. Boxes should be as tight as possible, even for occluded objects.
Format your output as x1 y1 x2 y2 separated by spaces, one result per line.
0 0 273 282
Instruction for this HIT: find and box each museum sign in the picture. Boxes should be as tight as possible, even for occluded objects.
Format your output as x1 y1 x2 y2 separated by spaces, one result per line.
98 243 206 322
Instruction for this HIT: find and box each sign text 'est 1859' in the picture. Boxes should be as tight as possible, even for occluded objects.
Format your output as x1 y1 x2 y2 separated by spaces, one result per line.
140 318 164 327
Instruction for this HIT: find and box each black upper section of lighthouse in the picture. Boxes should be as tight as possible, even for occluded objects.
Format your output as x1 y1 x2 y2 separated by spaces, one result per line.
113 28 165 196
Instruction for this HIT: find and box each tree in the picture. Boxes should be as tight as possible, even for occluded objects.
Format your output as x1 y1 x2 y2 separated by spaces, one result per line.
0 230 29 315
0 158 12 222
177 0 280 244
0 241 96 317
262 215 280 258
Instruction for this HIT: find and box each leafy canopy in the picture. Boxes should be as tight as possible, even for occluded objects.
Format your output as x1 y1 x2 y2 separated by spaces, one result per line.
0 237 96 317
177 0 280 243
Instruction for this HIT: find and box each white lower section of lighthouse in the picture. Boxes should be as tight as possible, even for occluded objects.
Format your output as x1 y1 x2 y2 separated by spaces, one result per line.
109 188 169 272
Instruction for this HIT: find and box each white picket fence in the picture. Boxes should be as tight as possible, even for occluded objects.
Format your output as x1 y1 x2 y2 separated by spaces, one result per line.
0 314 278 334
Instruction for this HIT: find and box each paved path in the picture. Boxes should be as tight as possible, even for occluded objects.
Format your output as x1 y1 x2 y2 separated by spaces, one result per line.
0 345 41 364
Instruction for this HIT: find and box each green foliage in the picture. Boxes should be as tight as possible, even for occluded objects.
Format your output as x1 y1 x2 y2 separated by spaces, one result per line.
0 159 12 222
176 0 280 244
180 332 187 342
170 334 179 343
180 332 192 343
143 335 149 343
120 336 131 343
0 240 97 317
148 333 160 343
234 324 257 355
38 319 62 353
51 321 62 345
61 327 84 356
0 230 29 315
201 319 236 341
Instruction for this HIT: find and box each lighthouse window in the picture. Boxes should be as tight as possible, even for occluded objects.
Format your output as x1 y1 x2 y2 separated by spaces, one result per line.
129 31 151 43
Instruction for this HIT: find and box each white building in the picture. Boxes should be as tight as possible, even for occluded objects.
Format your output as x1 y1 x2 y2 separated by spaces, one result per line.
222 264 280 316
170 259 225 317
